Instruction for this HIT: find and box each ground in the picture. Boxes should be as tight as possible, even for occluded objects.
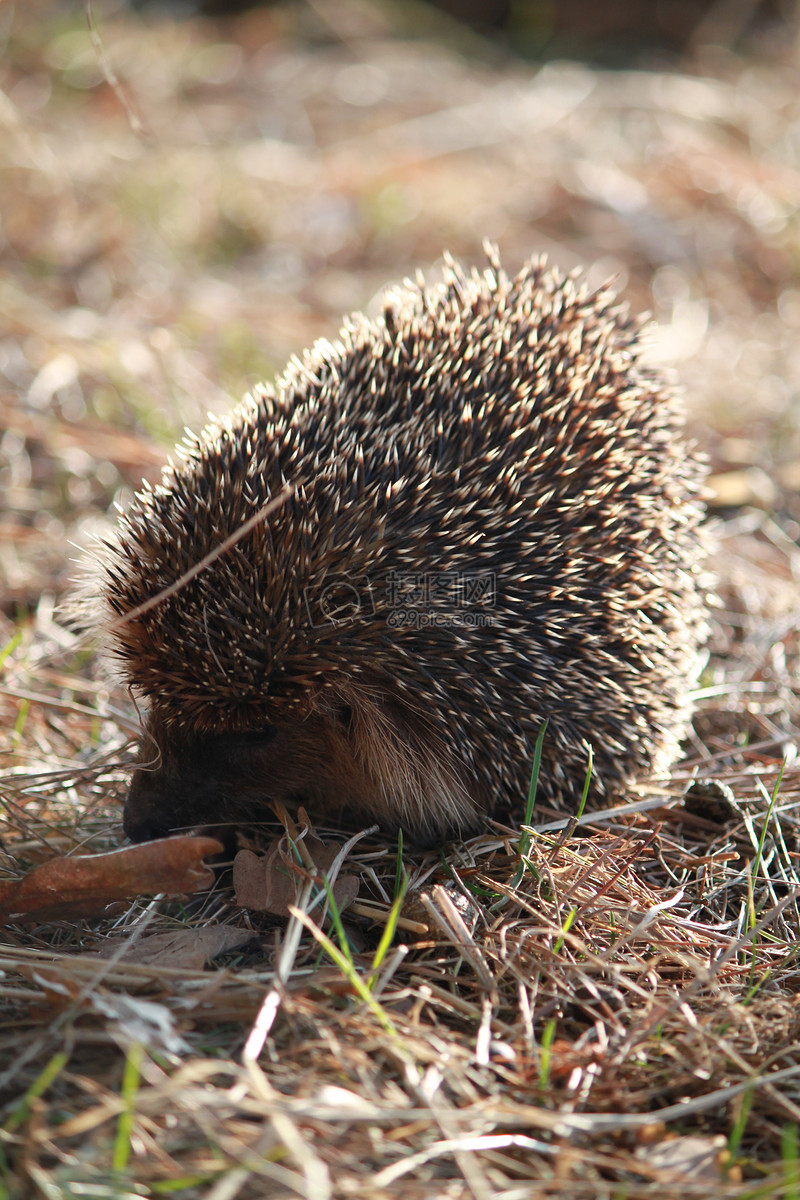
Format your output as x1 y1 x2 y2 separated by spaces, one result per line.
3 2 800 1197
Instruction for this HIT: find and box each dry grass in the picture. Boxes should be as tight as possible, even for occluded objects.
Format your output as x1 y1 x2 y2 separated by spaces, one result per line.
3 1 800 1196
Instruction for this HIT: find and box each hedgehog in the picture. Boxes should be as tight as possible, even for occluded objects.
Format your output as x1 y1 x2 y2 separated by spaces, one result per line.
100 250 709 845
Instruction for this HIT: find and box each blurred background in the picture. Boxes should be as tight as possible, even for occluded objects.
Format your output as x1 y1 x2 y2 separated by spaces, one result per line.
3 0 800 696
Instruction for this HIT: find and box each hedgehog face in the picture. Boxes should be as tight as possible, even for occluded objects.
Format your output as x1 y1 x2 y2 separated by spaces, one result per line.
122 709 378 843
123 682 483 845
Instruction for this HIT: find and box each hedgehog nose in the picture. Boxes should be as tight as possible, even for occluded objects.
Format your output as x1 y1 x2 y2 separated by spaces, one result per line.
123 774 179 842
123 758 182 842
122 806 175 843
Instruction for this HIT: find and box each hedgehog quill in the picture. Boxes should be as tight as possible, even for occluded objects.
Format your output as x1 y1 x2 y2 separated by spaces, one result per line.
101 251 709 844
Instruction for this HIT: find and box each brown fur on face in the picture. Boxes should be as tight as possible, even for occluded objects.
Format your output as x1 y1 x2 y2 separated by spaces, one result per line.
123 681 481 844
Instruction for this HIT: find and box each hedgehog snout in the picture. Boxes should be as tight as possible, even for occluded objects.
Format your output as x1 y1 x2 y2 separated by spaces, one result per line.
123 726 278 842
124 764 191 843
121 685 485 844
122 709 384 842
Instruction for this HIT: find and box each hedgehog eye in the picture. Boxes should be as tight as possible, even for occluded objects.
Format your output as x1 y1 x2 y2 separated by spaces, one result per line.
233 728 277 747
336 705 354 731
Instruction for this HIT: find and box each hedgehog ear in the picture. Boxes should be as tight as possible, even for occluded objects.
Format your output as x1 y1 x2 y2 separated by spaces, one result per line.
337 704 354 730
319 695 355 733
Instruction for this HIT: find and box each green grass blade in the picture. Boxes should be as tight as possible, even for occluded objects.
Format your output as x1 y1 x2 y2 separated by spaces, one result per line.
750 759 786 924
289 906 399 1038
113 1041 144 1172
321 873 355 966
0 629 22 670
553 907 576 955
538 1018 557 1092
2 1051 69 1133
576 744 593 820
501 722 548 900
394 828 405 901
782 1123 799 1200
728 1084 754 1160
522 722 548 838
368 876 409 989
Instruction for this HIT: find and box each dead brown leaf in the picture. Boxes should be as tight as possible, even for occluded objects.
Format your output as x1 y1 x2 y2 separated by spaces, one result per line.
634 1134 731 1182
0 836 223 924
95 925 255 969
233 832 359 918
